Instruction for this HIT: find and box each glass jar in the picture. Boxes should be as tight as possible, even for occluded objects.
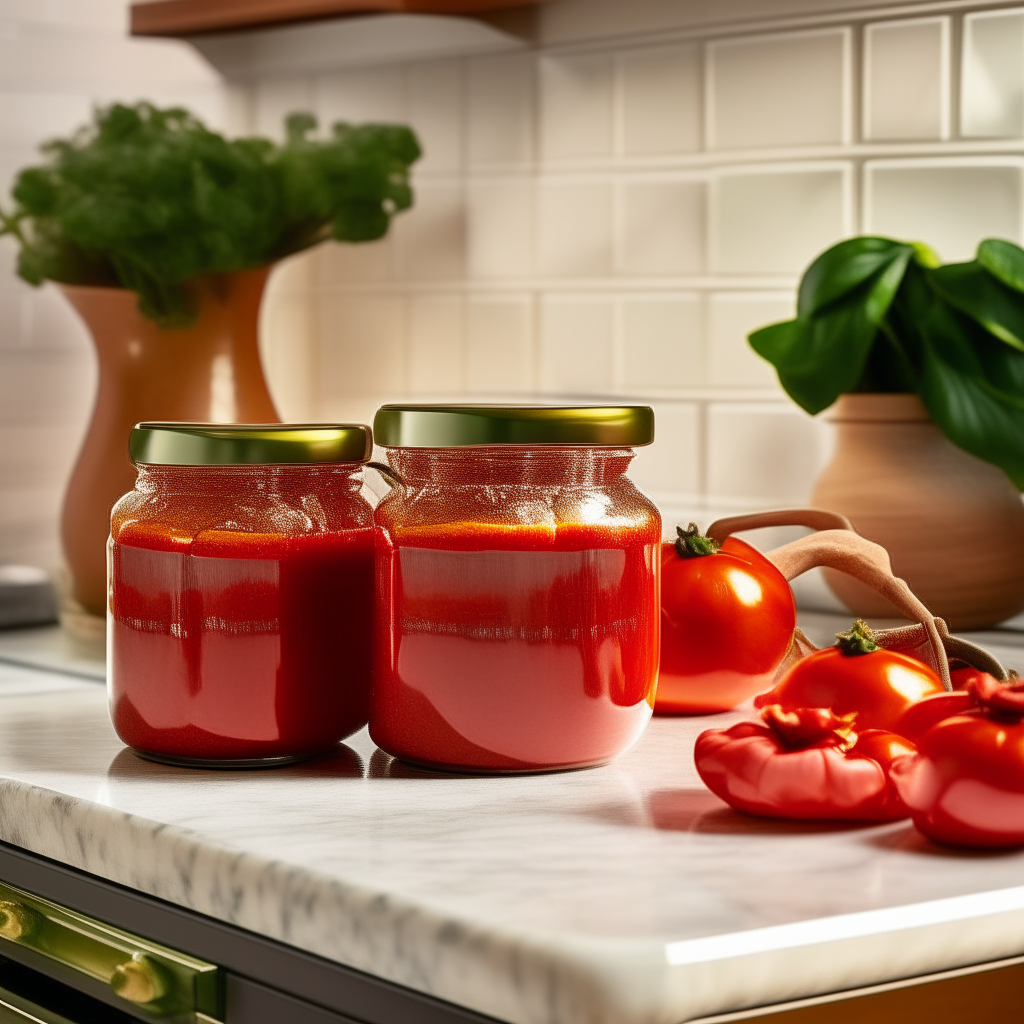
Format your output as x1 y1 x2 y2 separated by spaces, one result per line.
371 404 660 773
108 423 375 767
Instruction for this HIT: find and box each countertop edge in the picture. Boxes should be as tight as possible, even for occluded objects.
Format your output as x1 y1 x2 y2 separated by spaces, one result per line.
0 774 1021 1022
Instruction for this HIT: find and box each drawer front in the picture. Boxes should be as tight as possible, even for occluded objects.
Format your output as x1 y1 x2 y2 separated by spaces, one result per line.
0 880 221 1023
0 984 75 1024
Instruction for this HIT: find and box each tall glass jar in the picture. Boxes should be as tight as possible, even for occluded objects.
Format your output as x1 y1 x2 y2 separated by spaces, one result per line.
371 405 660 773
109 423 375 767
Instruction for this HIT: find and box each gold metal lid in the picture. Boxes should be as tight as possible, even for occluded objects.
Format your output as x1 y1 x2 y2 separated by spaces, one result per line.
373 405 655 448
129 423 372 466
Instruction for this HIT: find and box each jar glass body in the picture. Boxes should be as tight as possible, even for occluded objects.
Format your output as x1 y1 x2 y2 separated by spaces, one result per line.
109 464 375 765
371 446 661 772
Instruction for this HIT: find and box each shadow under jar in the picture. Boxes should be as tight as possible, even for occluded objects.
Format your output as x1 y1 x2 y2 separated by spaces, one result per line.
108 423 376 767
370 404 661 773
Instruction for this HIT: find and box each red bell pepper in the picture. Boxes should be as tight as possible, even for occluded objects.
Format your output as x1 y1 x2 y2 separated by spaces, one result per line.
694 704 915 822
891 674 1024 848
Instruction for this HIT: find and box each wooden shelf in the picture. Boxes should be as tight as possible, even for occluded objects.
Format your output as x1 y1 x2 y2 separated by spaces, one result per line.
131 0 541 37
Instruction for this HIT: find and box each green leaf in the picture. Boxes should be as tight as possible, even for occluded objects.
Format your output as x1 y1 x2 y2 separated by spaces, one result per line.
929 261 1024 352
919 338 1024 488
797 237 912 318
977 238 1024 294
750 245 913 414
750 305 875 415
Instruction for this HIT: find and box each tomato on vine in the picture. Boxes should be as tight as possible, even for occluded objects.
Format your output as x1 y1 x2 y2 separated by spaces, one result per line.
657 524 796 714
754 619 944 731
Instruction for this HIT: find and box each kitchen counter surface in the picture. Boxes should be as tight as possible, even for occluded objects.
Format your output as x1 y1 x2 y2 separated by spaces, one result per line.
0 623 1022 1023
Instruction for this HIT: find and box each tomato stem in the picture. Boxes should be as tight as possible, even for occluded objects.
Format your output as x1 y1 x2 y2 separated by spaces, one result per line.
675 523 719 558
835 619 880 656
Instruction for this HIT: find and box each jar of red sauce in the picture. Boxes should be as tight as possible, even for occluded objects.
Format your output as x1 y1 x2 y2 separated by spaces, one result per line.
109 423 375 767
370 404 660 773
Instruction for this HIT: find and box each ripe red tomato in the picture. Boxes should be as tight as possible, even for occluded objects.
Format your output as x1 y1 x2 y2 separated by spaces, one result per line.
754 620 944 731
891 675 1024 848
893 690 975 742
658 528 795 714
694 705 914 821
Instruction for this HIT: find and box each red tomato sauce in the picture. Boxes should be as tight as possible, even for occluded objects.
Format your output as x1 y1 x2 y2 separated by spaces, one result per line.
110 522 375 762
370 518 660 772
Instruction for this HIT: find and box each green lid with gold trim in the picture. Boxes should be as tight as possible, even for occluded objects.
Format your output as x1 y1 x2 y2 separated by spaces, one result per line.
129 423 372 466
373 405 654 448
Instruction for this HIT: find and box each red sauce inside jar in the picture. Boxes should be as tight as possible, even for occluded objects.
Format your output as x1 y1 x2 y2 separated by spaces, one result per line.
109 460 374 764
372 510 660 773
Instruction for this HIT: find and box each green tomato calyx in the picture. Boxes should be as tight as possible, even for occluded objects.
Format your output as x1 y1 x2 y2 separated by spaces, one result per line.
835 619 880 656
675 523 719 559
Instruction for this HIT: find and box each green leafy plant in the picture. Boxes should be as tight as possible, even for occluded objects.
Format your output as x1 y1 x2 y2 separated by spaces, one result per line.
0 102 420 326
749 236 1024 488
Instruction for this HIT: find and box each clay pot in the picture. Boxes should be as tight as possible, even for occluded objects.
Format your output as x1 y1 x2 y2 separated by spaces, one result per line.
811 393 1024 631
60 268 279 622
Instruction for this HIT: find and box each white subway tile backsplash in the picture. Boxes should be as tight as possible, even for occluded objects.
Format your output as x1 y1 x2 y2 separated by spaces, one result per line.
266 250 313 295
11 1 1024 571
315 66 406 127
0 291 25 350
865 159 1024 260
538 294 615 394
313 237 394 287
707 28 850 150
259 290 315 421
467 177 534 279
393 180 465 281
962 9 1024 138
537 179 614 277
466 53 534 169
0 484 62 543
712 166 851 274
708 292 793 388
407 61 463 173
622 295 704 389
408 295 464 395
0 94 91 146
317 295 406 401
619 178 705 275
0 424 82 487
25 285 90 352
0 352 94 426
4 0 126 34
706 402 826 506
864 18 949 142
0 32 218 92
629 401 701 501
254 77 314 140
619 44 702 157
465 295 534 393
0 238 17 284
539 53 614 162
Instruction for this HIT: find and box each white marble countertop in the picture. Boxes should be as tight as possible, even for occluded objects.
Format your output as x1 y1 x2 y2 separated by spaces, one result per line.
0 622 1022 1023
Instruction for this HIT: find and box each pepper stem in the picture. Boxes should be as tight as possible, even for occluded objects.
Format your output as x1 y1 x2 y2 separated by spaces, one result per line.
675 523 719 559
835 619 880 656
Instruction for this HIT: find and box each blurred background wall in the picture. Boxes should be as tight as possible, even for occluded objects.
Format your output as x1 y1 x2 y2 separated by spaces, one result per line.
2 0 1023 597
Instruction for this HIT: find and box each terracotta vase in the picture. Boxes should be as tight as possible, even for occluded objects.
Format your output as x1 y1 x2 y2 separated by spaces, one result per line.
811 393 1024 631
60 268 279 625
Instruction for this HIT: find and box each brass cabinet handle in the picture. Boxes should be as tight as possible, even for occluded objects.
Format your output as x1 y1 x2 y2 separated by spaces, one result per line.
0 879 222 1020
0 902 41 942
110 952 169 1005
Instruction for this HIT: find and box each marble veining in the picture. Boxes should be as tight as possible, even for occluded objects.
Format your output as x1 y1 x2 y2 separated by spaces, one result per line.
0 652 1021 1022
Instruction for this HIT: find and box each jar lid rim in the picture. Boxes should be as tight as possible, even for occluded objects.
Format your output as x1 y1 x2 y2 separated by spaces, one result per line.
129 422 372 466
373 405 654 448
